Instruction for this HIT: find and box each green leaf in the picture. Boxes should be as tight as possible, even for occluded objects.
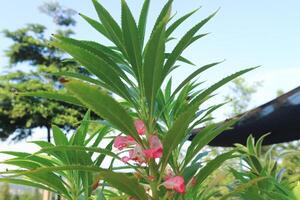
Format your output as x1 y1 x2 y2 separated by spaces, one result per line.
138 0 150 48
191 67 258 106
77 39 130 79
247 135 255 155
3 161 70 197
188 33 209 46
0 151 32 158
79 40 127 65
185 125 216 164
35 146 120 161
94 140 114 167
52 125 68 146
219 177 269 200
153 0 173 31
183 161 202 184
8 165 147 200
30 141 67 163
121 0 142 80
64 80 142 143
256 133 270 157
171 61 223 98
194 150 236 189
163 11 217 79
98 171 148 200
92 0 127 57
85 126 110 146
248 155 263 173
53 71 104 86
161 102 199 172
166 7 199 37
0 151 55 167
24 91 83 106
143 18 166 113
0 178 55 192
165 53 195 66
185 120 237 166
71 110 90 146
2 159 41 169
52 37 132 102
79 13 111 40
165 78 172 100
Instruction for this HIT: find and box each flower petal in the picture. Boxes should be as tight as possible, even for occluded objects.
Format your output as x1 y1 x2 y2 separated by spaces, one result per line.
134 119 146 135
163 176 185 193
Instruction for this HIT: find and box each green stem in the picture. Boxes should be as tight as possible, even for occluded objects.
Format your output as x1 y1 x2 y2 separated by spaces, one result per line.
149 160 160 199
150 181 159 200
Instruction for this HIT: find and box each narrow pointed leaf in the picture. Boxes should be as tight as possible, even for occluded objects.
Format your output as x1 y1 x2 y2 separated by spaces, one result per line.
0 151 55 167
71 110 90 146
191 67 258 106
163 11 217 79
79 40 127 65
121 0 142 79
24 91 83 106
79 13 111 40
138 0 150 48
52 37 132 102
172 61 223 98
166 8 199 37
0 178 55 192
194 150 236 188
188 33 209 46
143 19 166 113
161 102 199 171
185 119 237 166
165 53 195 66
8 165 147 200
64 80 142 143
53 71 105 86
98 171 148 199
153 0 173 30
52 125 68 146
35 146 120 161
92 0 127 57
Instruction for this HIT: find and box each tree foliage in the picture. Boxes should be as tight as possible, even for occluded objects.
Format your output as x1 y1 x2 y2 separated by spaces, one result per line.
0 2 86 140
224 77 262 116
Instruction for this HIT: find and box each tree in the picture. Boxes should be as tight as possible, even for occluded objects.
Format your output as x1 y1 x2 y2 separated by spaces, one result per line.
0 1 86 141
224 77 262 117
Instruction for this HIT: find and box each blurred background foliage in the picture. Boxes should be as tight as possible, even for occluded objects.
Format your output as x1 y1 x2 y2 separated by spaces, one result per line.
0 1 87 141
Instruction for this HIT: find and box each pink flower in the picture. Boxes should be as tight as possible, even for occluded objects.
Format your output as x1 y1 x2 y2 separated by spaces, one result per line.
163 176 185 193
164 168 175 181
121 145 146 164
114 136 136 150
134 119 146 135
143 135 163 159
129 145 146 164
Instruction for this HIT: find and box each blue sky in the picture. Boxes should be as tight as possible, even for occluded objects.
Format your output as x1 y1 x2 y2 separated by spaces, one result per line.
0 0 299 148
0 0 300 130
1 0 300 105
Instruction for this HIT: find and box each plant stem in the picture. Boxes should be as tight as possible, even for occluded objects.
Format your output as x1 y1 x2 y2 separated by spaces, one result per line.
150 181 159 200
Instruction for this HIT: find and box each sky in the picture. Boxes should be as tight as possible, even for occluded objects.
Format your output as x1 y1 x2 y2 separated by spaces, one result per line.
0 0 300 160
